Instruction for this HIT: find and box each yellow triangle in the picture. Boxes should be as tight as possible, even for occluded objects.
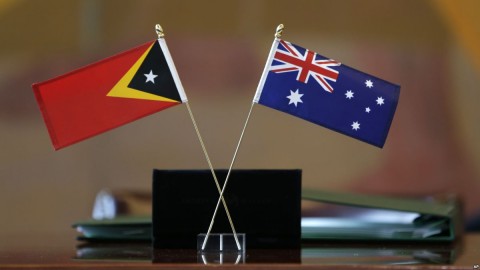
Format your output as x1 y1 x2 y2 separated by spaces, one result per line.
107 42 178 102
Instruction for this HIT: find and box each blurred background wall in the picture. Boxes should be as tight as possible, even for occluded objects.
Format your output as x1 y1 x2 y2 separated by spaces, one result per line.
0 0 479 236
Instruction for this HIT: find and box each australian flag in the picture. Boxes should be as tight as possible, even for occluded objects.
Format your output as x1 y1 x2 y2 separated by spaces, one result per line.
253 39 400 148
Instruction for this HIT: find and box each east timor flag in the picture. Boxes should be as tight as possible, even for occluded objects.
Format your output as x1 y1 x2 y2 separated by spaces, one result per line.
33 38 187 150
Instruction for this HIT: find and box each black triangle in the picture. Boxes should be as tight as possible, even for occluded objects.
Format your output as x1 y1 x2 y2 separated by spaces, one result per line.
128 42 181 102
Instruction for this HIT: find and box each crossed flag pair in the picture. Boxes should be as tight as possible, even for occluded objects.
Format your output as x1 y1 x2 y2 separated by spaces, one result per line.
32 25 400 250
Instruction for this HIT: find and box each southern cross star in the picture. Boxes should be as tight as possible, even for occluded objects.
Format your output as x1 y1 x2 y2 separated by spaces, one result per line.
351 121 360 131
365 79 373 88
376 97 385 105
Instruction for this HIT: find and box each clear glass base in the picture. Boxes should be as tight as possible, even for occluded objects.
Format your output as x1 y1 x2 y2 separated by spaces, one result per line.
197 233 245 252
198 252 245 264
197 233 246 264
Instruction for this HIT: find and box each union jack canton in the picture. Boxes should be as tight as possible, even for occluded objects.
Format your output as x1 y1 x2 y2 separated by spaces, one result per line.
270 40 341 93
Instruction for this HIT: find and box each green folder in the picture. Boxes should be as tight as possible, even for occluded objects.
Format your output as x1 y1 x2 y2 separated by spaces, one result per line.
73 216 151 241
301 189 462 242
73 190 462 242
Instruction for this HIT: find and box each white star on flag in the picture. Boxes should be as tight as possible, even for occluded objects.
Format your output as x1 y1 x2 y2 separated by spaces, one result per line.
144 70 158 84
365 107 371 113
286 89 304 107
345 90 354 99
365 79 373 88
351 121 360 131
376 97 385 105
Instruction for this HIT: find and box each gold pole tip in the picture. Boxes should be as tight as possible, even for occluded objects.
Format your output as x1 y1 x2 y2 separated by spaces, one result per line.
155 24 164 38
275 24 284 38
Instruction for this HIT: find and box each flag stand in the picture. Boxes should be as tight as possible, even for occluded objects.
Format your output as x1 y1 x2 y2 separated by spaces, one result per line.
155 24 243 254
199 103 255 253
185 102 243 253
199 24 285 254
197 233 246 264
197 238 245 259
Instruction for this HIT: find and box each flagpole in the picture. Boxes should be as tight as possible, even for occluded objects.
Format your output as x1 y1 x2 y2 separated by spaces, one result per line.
201 24 285 251
201 102 255 250
156 24 240 250
185 102 241 250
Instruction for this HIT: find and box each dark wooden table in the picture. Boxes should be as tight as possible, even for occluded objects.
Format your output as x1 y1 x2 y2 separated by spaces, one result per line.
1 232 479 269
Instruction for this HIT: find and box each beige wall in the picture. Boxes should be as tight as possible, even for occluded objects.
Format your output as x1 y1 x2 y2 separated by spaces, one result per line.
1 0 479 236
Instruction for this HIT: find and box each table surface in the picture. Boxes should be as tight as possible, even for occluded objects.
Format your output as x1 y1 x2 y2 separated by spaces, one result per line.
1 232 479 269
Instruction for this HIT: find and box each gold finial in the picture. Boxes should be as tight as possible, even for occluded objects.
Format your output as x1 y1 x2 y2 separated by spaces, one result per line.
275 24 284 38
155 24 164 38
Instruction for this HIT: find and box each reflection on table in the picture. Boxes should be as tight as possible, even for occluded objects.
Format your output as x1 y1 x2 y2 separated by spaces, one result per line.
75 240 457 265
